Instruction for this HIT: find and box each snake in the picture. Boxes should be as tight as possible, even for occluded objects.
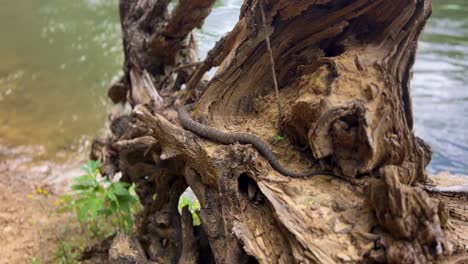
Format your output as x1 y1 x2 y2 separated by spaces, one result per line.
177 105 336 178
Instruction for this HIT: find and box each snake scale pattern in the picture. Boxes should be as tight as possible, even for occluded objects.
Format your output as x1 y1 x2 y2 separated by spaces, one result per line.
178 105 336 178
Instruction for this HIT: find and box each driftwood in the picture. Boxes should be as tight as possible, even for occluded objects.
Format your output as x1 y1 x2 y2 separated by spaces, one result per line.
90 0 468 263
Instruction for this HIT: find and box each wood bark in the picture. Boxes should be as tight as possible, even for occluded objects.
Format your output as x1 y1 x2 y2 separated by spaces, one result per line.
90 0 468 263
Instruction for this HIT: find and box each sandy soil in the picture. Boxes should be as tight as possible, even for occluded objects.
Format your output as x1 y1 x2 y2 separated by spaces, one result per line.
0 153 81 264
0 181 69 263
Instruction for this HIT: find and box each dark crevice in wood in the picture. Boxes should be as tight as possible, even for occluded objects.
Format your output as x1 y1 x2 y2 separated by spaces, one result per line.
320 42 346 58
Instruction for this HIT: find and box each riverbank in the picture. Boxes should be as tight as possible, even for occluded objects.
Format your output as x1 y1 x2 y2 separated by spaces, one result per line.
0 179 67 263
0 151 84 264
1 148 467 263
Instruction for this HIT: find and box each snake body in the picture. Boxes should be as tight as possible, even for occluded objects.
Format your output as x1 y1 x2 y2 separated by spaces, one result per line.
177 105 335 178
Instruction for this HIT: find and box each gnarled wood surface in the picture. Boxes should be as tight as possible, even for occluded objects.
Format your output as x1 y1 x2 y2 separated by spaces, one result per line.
90 0 468 263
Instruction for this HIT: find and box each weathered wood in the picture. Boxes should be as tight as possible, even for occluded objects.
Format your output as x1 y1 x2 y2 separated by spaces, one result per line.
94 0 468 263
109 233 152 264
177 104 336 178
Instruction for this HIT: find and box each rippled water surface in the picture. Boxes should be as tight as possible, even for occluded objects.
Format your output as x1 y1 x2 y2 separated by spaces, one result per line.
0 0 466 174
412 0 468 174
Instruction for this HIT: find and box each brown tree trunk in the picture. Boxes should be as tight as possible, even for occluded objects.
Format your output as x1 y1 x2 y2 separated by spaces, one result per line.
91 0 468 263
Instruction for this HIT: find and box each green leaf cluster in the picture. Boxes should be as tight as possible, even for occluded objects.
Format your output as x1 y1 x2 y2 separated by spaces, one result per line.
178 196 201 226
62 160 140 234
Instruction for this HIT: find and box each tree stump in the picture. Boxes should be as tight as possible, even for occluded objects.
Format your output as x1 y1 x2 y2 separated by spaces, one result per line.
92 0 468 263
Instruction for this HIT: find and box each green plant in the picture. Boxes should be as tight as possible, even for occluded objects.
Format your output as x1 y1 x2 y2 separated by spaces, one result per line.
52 161 141 263
31 257 41 264
51 224 91 264
64 160 140 234
178 196 201 226
54 239 81 264
272 134 284 144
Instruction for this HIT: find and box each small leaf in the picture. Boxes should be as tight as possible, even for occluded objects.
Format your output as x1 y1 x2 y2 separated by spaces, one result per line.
192 212 201 226
87 197 104 219
71 175 96 190
119 201 132 214
109 201 118 212
112 184 130 196
81 160 100 175
272 135 284 143
192 199 200 211
116 194 137 204
114 181 131 188
106 191 118 202
98 208 112 217
77 203 89 221
179 196 191 211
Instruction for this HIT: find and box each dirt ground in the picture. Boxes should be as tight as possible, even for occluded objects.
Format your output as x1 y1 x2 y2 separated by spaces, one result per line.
0 150 467 263
0 151 82 264
0 179 68 263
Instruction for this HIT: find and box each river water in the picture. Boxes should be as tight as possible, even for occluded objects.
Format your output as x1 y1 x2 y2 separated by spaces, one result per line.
0 0 466 175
